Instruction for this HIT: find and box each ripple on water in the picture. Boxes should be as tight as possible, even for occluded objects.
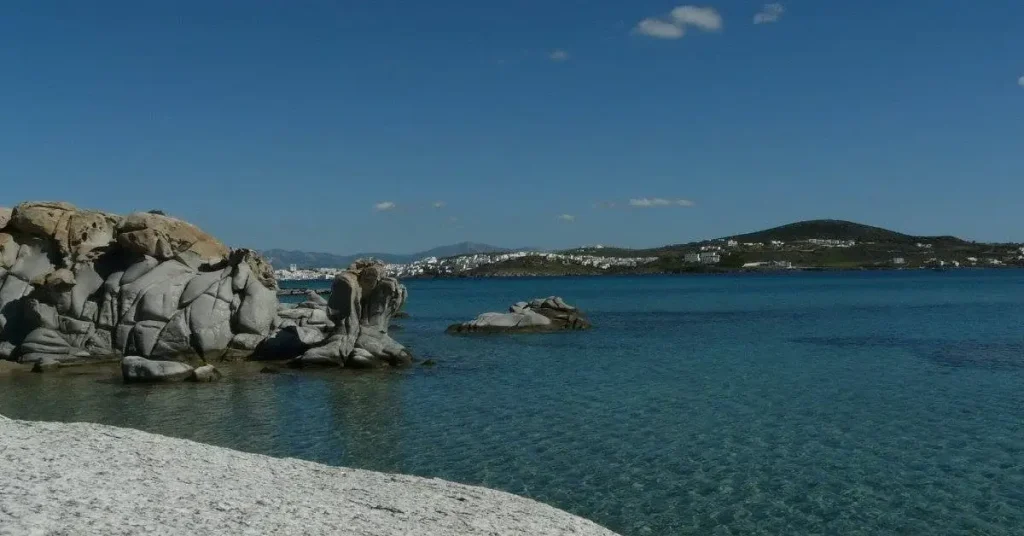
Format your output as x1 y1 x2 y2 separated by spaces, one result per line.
3 272 1024 535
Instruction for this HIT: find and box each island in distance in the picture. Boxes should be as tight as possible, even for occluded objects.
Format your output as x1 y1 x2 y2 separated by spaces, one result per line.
272 219 1024 280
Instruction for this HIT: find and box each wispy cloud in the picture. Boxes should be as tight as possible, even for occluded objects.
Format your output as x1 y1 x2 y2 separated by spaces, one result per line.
558 214 576 222
671 6 723 31
629 198 696 208
1018 75 1024 88
754 3 785 24
634 5 722 39
432 201 446 209
549 49 570 62
374 201 396 212
634 19 685 39
593 201 617 209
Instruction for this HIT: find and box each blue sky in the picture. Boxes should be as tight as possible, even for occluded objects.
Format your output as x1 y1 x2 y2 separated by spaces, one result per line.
2 1 1023 253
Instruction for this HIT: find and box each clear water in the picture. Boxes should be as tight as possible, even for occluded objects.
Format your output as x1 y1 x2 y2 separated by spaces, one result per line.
3 272 1024 535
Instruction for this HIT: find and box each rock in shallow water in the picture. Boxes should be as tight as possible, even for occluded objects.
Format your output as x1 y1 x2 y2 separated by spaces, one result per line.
121 356 194 383
30 357 60 373
190 364 222 382
447 296 591 334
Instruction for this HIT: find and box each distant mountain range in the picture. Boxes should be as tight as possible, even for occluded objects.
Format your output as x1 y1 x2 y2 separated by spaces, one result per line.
262 242 518 269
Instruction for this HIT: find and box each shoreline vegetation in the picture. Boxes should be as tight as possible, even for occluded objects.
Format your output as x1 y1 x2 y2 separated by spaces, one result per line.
0 415 619 536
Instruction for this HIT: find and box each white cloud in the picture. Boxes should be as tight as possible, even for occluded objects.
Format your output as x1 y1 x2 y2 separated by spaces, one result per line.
558 214 576 222
634 18 685 39
374 201 396 212
634 5 722 39
549 49 570 62
629 198 695 208
754 3 785 24
432 201 446 209
671 6 723 31
1018 75 1024 88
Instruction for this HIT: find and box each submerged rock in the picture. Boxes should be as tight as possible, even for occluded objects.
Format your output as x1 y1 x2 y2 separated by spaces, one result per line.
190 364 222 383
121 356 195 383
31 357 60 373
447 296 591 334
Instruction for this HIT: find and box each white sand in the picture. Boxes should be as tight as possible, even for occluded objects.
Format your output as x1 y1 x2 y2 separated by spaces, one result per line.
0 416 618 535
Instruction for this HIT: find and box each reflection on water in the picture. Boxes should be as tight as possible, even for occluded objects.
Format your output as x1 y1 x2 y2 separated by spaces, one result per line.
3 271 1024 535
0 364 407 474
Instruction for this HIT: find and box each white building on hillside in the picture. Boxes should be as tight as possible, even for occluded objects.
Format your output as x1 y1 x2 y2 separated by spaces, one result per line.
700 252 721 264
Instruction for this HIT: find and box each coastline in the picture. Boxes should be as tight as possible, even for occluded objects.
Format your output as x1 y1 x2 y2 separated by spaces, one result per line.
0 415 618 536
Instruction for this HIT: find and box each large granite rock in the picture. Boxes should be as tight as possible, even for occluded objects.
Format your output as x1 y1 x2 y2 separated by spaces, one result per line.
447 296 591 334
0 202 410 370
287 260 411 368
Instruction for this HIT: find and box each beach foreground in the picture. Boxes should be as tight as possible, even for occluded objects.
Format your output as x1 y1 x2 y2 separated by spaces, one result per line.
0 415 617 536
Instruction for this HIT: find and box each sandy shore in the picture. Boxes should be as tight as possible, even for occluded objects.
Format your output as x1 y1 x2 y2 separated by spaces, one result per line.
0 415 618 535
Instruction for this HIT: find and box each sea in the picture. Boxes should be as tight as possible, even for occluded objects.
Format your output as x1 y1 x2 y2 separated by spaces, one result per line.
2 271 1023 535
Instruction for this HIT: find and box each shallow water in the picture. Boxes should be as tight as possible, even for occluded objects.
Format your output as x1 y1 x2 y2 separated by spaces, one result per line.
3 271 1024 535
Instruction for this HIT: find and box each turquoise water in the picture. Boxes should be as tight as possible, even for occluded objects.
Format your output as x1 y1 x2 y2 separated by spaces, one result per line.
3 271 1024 535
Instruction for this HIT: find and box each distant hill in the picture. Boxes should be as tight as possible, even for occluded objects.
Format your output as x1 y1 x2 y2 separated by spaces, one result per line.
566 219 973 259
262 242 514 269
723 219 969 245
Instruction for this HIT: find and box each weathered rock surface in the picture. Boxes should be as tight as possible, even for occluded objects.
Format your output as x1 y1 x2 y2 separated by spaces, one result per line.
190 364 222 382
447 296 591 334
0 416 619 536
286 260 411 368
121 355 195 383
0 202 410 370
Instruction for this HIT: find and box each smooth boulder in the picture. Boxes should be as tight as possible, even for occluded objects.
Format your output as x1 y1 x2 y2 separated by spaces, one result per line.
447 296 591 334
190 364 222 382
121 356 195 383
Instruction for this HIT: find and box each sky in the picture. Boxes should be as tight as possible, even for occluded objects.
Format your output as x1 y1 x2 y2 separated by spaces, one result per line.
2 1 1023 253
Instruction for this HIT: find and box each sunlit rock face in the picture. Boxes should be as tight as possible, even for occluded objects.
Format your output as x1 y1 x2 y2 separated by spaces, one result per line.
0 202 410 368
446 296 591 334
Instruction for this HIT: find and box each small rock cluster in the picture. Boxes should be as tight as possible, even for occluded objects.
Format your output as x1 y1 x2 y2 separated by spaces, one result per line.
446 296 591 334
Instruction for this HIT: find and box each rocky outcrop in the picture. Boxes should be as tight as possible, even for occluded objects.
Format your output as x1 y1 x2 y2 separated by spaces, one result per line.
285 260 411 368
0 202 409 371
447 296 591 334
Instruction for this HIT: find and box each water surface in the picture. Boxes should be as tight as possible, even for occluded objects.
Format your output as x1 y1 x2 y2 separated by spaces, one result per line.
3 271 1024 535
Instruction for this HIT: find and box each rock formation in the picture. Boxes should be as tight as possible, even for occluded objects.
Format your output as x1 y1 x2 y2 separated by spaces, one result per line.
0 201 409 371
285 260 411 368
446 296 591 334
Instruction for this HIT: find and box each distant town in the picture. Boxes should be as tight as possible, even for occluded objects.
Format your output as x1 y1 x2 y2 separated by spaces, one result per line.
275 249 660 280
274 221 1024 281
